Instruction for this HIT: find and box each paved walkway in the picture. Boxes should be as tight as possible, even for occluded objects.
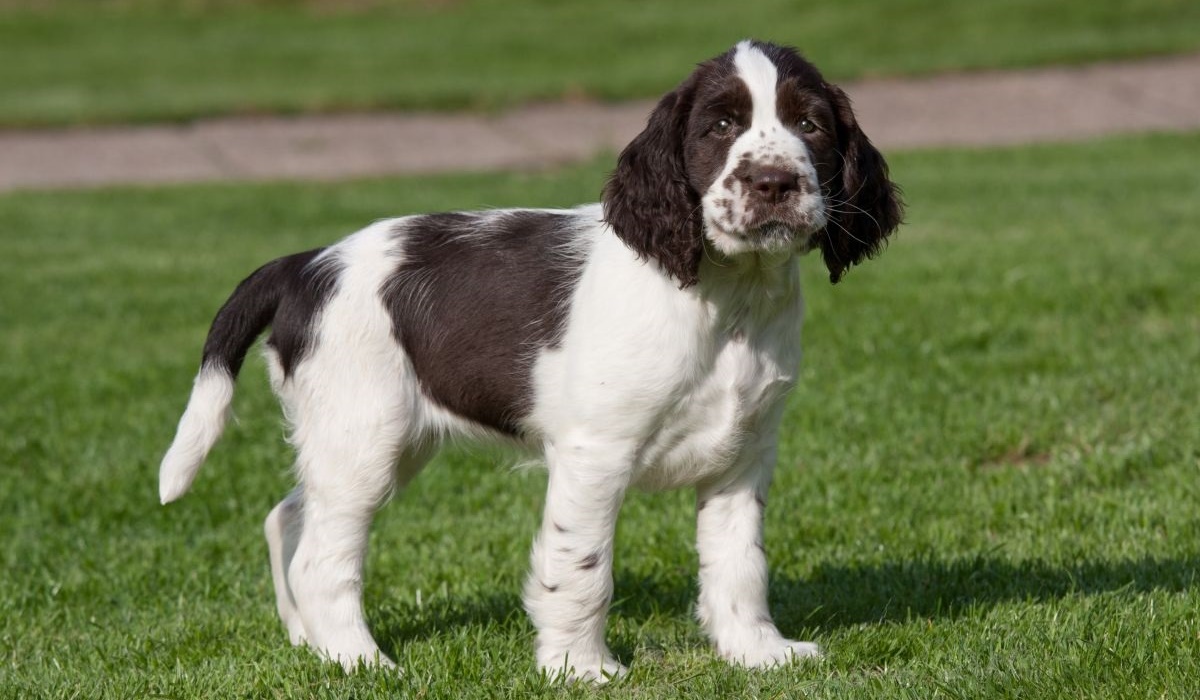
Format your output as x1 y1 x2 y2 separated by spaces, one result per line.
2 52 1198 192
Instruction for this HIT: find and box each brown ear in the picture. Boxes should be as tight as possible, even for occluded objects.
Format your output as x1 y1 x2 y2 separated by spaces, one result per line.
601 78 703 287
820 83 904 283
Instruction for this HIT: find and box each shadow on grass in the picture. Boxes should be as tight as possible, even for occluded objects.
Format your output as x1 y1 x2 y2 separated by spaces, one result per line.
372 592 523 647
371 553 1200 661
772 553 1200 631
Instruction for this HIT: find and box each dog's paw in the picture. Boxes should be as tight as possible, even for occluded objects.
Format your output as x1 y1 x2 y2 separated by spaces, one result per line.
541 654 628 684
721 637 822 668
284 616 309 647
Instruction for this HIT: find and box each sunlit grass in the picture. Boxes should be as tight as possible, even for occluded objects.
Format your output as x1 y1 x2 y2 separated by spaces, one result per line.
1 132 1198 697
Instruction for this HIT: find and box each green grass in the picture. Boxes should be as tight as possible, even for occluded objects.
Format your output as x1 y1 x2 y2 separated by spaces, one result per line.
2 131 1200 698
2 0 1199 126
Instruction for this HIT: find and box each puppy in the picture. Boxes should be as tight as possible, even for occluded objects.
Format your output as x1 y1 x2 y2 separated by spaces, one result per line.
160 40 902 681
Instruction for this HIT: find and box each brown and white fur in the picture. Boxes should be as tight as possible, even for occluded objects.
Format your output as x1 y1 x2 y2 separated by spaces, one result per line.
159 40 902 682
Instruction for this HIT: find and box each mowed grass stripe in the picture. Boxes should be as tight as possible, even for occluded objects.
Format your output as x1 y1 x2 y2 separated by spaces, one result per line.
1 0 1199 126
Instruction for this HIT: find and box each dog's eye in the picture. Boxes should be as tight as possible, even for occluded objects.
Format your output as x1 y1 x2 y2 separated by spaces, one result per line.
711 118 735 137
798 118 818 134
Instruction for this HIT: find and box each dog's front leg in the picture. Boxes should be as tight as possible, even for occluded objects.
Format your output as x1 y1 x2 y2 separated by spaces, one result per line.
524 441 630 683
696 442 821 667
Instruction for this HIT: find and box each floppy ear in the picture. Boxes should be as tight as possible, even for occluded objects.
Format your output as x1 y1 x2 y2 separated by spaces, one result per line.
820 83 904 283
602 78 703 287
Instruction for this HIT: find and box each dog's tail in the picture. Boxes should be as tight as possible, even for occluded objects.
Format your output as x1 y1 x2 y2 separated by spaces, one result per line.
159 259 289 504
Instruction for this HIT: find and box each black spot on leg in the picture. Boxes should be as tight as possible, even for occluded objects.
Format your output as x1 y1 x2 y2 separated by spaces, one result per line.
553 521 568 534
578 552 601 571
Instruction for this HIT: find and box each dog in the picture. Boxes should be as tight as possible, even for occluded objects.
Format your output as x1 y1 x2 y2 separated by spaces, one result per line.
159 39 902 682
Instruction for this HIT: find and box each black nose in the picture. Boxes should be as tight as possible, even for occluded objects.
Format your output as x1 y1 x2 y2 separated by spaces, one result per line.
745 166 800 204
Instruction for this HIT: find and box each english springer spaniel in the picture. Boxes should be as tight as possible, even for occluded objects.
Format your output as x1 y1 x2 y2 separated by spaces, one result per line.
160 40 902 682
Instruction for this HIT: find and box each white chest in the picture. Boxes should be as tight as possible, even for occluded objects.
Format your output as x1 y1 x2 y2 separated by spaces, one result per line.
527 231 805 491
632 325 799 491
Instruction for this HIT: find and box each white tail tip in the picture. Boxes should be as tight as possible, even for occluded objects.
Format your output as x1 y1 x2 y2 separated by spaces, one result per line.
159 368 235 504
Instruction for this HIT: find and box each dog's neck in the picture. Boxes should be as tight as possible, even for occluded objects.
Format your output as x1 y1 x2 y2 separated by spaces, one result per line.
693 244 803 332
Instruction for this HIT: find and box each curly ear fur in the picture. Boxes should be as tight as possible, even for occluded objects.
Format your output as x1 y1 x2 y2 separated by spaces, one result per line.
602 78 703 287
821 83 904 283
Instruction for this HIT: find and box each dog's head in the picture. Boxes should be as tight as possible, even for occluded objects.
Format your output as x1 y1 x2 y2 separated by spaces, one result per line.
603 40 903 285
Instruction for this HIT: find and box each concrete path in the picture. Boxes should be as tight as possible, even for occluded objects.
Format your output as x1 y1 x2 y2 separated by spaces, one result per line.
2 52 1198 192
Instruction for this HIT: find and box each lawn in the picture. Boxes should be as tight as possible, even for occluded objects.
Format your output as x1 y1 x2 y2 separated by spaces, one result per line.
1 0 1199 126
1 131 1199 698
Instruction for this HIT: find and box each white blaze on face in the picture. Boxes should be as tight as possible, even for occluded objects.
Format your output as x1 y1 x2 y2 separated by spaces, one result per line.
701 41 825 257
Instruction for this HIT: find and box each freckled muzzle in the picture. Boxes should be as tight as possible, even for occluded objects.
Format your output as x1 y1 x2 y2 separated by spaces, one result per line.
737 164 827 248
704 171 827 255
717 155 825 240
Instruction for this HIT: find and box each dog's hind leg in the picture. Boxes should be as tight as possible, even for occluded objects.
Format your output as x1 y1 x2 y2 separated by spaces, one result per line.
265 487 308 646
268 336 430 670
257 226 433 670
284 419 431 671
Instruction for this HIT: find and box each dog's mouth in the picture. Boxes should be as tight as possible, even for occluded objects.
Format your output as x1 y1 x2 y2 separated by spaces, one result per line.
746 192 826 231
737 222 793 254
752 220 797 241
747 208 826 246
703 191 828 256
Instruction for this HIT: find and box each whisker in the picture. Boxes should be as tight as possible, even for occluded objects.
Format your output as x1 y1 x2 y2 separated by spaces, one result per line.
824 214 871 249
826 197 882 235
820 227 844 268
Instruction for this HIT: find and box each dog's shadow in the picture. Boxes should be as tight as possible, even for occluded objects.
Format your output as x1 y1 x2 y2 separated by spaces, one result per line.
766 553 1199 631
371 552 1199 662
